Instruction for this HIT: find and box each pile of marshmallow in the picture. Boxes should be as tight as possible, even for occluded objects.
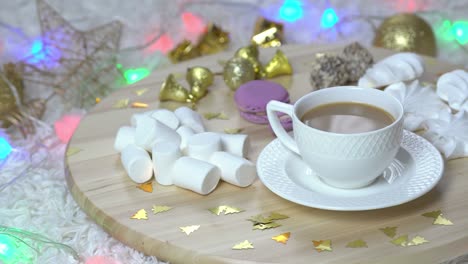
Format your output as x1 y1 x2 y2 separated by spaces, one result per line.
113 106 256 195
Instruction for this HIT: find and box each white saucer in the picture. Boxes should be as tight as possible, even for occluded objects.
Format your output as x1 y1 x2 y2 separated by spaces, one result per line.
257 130 444 211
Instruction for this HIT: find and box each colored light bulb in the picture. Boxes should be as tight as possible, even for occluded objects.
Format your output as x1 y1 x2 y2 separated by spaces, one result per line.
123 68 150 84
452 21 468 45
321 8 339 28
279 0 303 22
0 137 12 160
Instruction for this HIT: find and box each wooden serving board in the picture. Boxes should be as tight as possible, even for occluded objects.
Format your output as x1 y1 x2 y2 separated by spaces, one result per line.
66 44 468 264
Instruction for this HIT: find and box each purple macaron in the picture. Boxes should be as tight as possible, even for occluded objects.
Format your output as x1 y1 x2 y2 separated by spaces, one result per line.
234 80 292 130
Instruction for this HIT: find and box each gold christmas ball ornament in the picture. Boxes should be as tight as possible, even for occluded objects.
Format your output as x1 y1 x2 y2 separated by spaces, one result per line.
234 45 262 78
186 66 214 100
373 13 436 56
223 57 256 91
159 74 192 103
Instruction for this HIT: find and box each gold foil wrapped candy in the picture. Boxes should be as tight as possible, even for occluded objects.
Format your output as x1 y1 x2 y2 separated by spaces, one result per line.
251 17 284 47
159 74 192 103
186 66 214 100
262 50 293 78
197 23 230 56
169 24 230 63
223 57 256 91
234 45 262 78
168 40 200 64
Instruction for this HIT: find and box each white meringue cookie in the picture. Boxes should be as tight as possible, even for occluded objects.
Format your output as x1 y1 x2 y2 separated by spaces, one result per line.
436 69 468 111
358 52 424 88
385 80 450 131
422 110 468 159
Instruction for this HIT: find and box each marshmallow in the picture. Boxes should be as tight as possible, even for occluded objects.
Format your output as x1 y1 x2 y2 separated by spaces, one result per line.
131 109 180 130
186 132 221 161
121 144 153 183
135 115 181 151
172 156 221 195
176 125 196 153
150 109 180 130
152 141 181 186
130 111 151 127
210 151 256 187
218 133 250 158
174 106 205 133
114 126 136 152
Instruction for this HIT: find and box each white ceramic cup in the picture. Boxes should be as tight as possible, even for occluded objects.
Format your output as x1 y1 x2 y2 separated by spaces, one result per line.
266 86 404 189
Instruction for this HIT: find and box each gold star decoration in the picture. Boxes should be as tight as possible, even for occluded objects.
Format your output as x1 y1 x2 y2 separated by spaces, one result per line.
180 225 200 235
346 239 368 248
268 212 289 221
421 209 454 225
66 146 81 157
407 236 429 246
390 235 408 247
253 222 281 230
433 215 454 226
136 182 153 193
379 226 398 238
134 88 149 96
247 212 289 231
224 128 243 134
272 232 290 244
130 209 148 220
20 0 123 109
313 240 332 252
209 205 244 215
232 240 254 250
203 112 229 120
422 210 442 218
152 205 172 215
113 99 129 109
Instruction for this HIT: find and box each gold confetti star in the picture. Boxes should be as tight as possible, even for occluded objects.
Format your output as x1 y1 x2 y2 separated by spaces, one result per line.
379 227 398 238
422 210 442 219
313 240 332 252
253 222 281 230
180 225 200 235
268 212 289 221
134 88 148 96
224 206 244 215
66 147 81 157
224 128 243 134
390 235 408 247
248 214 273 224
130 209 148 220
113 98 129 108
346 239 368 248
152 205 172 215
272 232 290 244
203 112 229 120
407 236 429 246
433 215 453 225
209 205 244 215
136 182 153 193
232 240 254 250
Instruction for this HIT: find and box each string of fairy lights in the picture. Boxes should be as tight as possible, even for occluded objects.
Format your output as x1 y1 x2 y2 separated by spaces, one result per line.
0 0 467 263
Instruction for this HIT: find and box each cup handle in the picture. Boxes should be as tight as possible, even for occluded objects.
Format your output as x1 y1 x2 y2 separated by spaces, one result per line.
266 100 299 155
